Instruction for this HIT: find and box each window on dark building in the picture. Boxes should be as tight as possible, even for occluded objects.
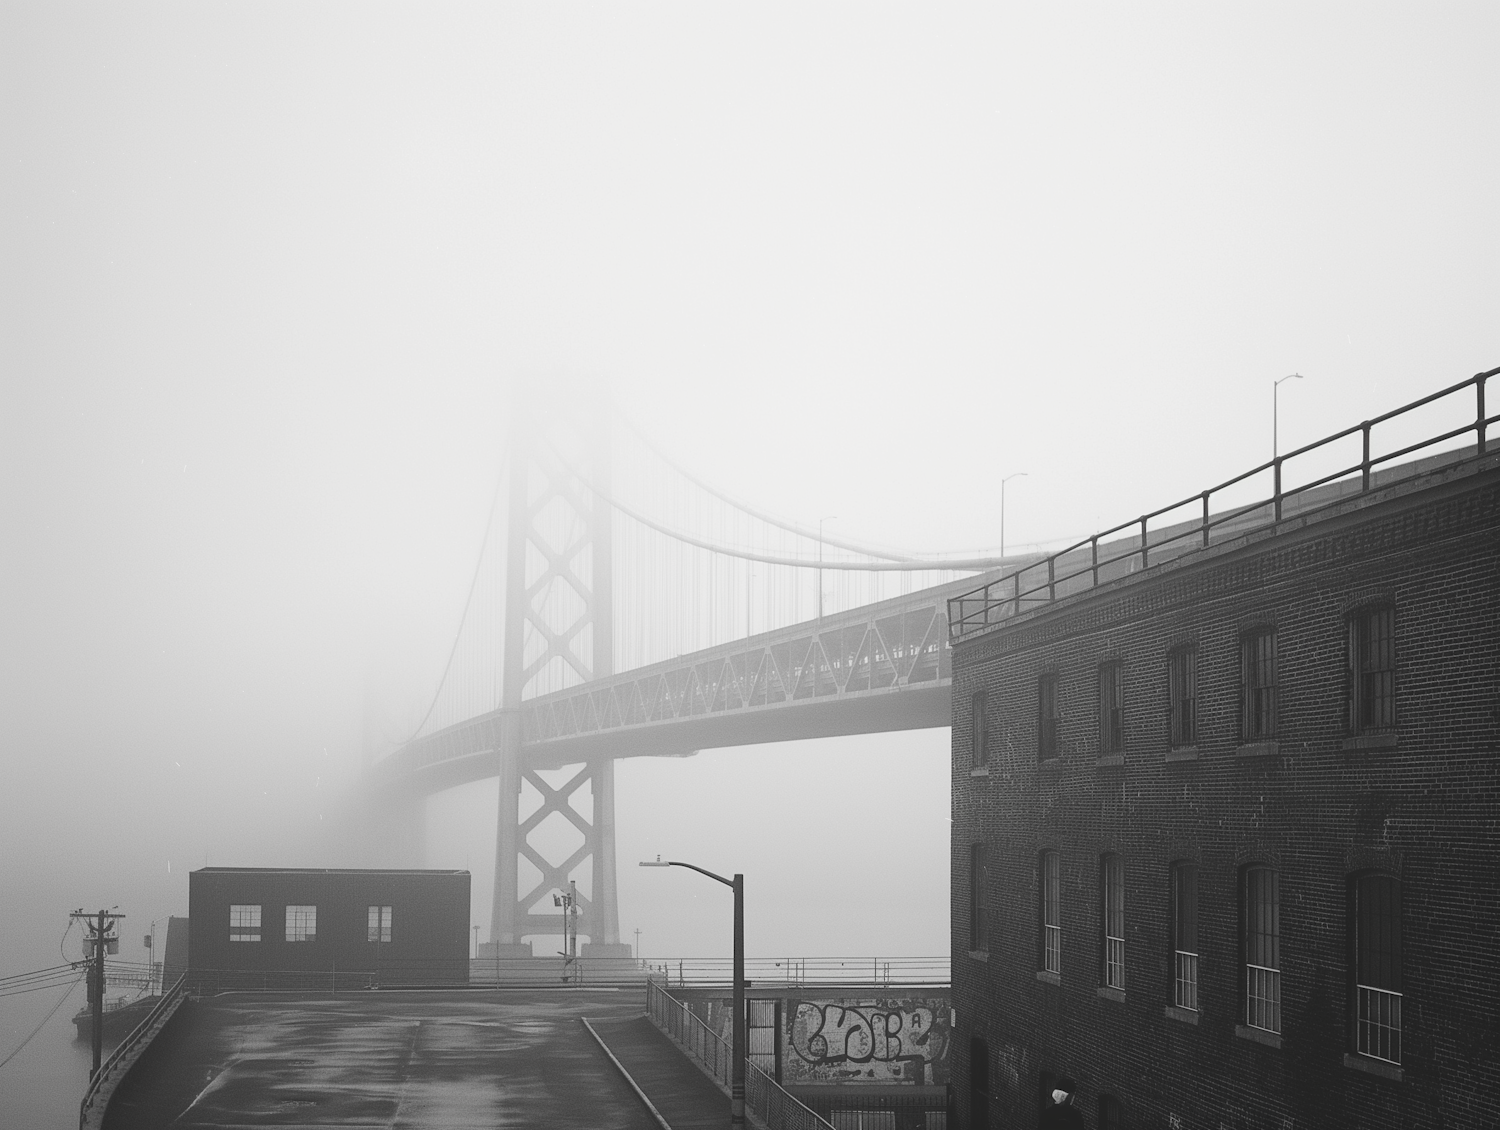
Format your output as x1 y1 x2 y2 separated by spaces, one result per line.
1041 850 1061 974
970 843 989 953
1352 873 1402 1064
368 905 393 944
286 905 317 943
972 690 988 768
969 1038 990 1130
1101 853 1125 990
1099 662 1124 754
1172 863 1199 1011
1168 647 1197 747
1240 628 1277 740
1349 606 1396 733
1099 1093 1123 1130
1242 866 1280 1033
229 904 261 943
1038 673 1059 760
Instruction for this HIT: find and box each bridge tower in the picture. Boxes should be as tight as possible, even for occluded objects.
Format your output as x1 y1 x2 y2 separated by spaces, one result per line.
489 393 629 957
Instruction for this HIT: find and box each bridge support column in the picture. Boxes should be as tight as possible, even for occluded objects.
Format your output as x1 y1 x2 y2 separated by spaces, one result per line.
582 759 627 955
489 714 529 952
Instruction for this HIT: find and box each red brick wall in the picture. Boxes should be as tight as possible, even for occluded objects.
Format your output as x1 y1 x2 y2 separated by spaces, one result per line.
950 462 1500 1130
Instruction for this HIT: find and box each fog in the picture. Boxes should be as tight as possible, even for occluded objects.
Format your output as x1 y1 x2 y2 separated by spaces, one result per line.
2 2 1498 1085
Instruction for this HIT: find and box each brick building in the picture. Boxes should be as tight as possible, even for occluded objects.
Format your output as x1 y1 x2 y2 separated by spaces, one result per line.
947 374 1500 1129
188 867 470 989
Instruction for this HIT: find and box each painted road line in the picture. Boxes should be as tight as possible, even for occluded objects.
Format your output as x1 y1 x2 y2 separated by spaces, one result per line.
579 1016 674 1130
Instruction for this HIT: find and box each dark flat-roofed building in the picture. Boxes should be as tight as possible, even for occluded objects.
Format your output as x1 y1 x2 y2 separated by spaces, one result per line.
948 376 1500 1129
188 867 470 990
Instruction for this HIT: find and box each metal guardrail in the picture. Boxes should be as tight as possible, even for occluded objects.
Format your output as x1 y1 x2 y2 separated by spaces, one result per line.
645 956 950 988
648 978 835 1130
79 973 188 1129
949 367 1500 642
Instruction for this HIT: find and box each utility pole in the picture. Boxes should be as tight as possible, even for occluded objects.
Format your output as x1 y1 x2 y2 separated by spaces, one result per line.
72 909 124 1079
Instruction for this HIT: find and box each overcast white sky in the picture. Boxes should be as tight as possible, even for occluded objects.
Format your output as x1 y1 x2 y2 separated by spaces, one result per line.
2 3 1498 983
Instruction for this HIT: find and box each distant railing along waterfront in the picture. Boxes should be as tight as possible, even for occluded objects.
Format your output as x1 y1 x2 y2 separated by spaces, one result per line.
950 367 1500 642
641 956 950 987
647 978 835 1130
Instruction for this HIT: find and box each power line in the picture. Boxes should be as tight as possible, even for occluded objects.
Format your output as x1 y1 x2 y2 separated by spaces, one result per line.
0 974 83 1071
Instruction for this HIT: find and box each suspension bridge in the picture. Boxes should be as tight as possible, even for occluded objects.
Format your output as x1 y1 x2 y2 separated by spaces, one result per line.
370 386 1014 956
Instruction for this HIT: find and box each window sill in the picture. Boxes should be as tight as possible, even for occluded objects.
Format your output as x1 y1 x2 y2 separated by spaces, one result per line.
1096 986 1125 1003
1165 746 1199 763
968 950 988 962
1235 1024 1282 1049
1341 732 1398 751
969 766 990 777
1095 754 1124 768
1036 970 1061 986
1163 1005 1199 1025
1038 756 1063 769
1344 1053 1403 1082
1235 740 1279 758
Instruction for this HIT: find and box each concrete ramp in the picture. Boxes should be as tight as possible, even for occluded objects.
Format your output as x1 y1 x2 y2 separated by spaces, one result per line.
585 1015 730 1130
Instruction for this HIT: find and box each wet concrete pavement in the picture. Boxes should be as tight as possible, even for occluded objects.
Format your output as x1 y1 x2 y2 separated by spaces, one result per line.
102 988 711 1129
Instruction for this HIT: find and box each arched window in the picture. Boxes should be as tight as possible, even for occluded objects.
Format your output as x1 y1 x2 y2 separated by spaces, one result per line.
1351 873 1402 1064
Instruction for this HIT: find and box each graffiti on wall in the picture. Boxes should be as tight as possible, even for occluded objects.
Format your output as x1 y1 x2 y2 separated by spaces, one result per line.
786 998 950 1085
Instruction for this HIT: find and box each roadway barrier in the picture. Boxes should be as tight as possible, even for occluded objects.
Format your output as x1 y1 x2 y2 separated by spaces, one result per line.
78 973 188 1130
647 977 834 1130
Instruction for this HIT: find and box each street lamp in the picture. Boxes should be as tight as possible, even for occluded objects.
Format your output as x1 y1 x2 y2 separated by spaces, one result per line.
1000 473 1027 560
641 856 745 1129
1274 373 1304 459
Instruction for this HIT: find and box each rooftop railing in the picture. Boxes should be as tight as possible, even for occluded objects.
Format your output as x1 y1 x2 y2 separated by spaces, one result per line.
647 978 835 1130
950 367 1499 642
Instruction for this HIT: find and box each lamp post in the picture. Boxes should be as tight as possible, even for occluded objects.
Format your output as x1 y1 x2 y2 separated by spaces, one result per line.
641 857 745 1129
1274 373 1303 459
1000 473 1027 560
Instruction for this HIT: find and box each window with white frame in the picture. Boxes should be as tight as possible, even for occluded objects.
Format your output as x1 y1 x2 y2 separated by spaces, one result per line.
1101 853 1125 990
1041 850 1061 975
285 905 317 943
1352 873 1402 1064
229 904 261 943
1242 866 1280 1033
368 905 392 944
1172 863 1199 1011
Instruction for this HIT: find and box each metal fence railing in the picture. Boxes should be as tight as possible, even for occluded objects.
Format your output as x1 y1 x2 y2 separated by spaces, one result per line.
79 973 188 1129
950 367 1499 642
648 978 836 1130
643 956 950 988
